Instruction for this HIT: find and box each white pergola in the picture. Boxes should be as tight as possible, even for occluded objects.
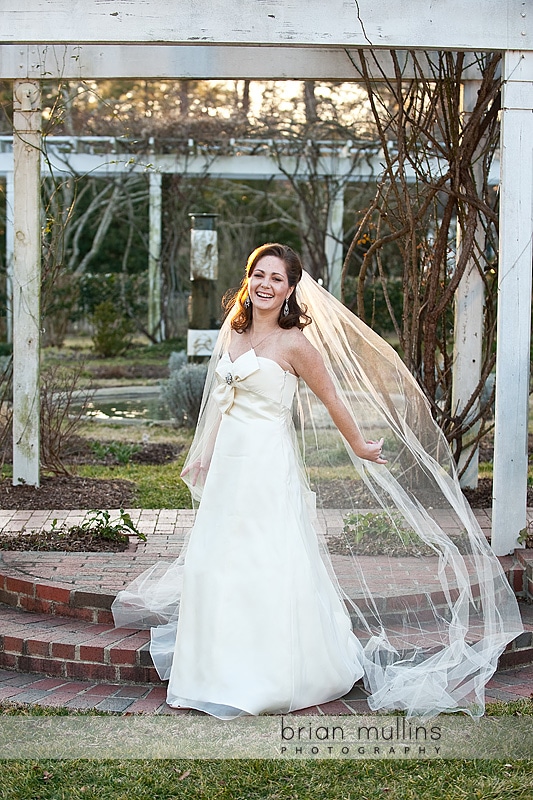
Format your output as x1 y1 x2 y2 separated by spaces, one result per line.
0 1 531 556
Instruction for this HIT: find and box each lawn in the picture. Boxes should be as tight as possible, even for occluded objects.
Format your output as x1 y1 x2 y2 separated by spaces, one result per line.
1 757 532 800
77 461 192 509
41 335 186 388
0 701 532 799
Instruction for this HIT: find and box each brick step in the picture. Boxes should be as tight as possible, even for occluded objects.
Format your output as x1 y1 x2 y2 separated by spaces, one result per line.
0 605 161 684
0 570 115 624
498 601 533 668
1 544 530 629
0 563 513 626
1 600 531 686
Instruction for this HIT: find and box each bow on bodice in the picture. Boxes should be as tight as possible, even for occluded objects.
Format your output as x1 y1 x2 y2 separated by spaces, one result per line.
213 350 260 413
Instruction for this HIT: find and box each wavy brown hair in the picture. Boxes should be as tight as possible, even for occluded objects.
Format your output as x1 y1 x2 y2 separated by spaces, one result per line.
224 243 312 333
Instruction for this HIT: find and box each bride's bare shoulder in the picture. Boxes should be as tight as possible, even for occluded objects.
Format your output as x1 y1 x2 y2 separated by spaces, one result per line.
283 326 315 351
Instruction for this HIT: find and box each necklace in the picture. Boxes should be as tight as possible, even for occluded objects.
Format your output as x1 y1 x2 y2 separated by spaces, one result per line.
248 326 278 350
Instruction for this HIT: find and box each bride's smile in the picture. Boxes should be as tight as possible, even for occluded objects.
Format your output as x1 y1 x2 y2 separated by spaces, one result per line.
248 255 293 313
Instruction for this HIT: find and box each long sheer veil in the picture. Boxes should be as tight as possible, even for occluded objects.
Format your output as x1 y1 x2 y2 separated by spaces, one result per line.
113 270 522 718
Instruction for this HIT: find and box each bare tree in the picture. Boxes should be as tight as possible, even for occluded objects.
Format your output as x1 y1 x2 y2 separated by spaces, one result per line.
270 133 374 284
41 168 149 345
342 51 501 468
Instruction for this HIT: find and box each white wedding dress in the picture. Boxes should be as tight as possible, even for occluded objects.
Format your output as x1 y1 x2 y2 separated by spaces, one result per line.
112 272 523 720
163 349 365 717
113 348 365 718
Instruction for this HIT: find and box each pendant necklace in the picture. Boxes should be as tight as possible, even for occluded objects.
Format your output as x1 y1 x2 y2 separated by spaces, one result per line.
249 327 278 351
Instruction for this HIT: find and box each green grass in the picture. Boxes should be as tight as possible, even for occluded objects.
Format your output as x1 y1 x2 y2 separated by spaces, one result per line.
0 757 531 800
43 336 186 366
77 461 193 509
3 697 532 718
1 702 531 799
78 422 192 445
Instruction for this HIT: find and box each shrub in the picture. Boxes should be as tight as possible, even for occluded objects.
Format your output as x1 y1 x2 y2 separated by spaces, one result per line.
40 362 95 475
161 362 208 428
91 300 135 358
0 355 12 471
79 272 148 319
0 355 11 376
168 350 188 373
90 440 141 465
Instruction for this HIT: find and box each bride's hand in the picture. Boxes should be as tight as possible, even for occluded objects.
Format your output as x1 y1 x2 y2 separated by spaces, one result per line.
359 438 387 465
180 460 210 485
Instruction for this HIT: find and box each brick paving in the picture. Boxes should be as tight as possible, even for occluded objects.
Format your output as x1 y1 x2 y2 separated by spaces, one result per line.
0 664 530 715
0 506 508 598
0 507 531 715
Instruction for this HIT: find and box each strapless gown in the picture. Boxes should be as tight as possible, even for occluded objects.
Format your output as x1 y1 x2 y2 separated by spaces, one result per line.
166 349 363 717
114 348 364 719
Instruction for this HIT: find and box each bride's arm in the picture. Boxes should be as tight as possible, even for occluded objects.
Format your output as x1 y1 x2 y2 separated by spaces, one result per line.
180 420 220 483
287 332 387 465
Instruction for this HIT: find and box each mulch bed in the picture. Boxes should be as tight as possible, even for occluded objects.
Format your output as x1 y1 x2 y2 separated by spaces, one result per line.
0 431 531 551
90 364 168 380
0 476 137 510
61 438 182 467
0 525 132 552
0 439 183 512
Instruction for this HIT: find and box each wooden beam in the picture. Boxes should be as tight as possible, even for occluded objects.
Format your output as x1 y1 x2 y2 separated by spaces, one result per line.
492 51 533 556
0 45 492 81
451 81 485 489
12 79 41 487
325 183 344 299
1 142 473 184
4 170 14 343
148 171 163 342
0 1 529 51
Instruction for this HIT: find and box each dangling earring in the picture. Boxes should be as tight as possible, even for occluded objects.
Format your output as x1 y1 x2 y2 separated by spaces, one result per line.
283 298 289 317
244 296 251 309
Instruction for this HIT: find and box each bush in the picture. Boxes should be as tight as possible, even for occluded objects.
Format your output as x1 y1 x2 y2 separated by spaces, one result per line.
0 355 10 376
168 350 188 373
79 272 148 318
0 355 12 470
91 300 135 358
161 360 208 428
40 362 95 475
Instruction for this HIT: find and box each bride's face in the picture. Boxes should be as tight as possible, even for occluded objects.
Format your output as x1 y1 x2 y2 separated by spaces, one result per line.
248 256 293 314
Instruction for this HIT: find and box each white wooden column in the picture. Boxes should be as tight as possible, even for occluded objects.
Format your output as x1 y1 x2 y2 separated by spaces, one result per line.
148 171 163 342
325 183 344 299
492 51 533 556
452 81 485 489
12 79 41 486
5 169 14 343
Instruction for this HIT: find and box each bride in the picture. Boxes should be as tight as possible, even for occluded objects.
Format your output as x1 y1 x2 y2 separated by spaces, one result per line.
112 243 522 720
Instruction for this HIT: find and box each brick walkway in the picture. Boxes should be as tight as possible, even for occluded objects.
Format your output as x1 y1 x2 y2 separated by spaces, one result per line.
0 663 531 715
0 507 531 715
0 506 499 596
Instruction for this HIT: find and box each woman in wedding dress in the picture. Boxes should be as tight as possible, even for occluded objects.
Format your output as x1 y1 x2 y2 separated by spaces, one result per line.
112 243 522 720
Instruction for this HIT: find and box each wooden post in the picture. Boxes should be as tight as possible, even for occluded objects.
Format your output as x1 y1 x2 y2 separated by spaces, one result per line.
326 183 344 299
12 79 41 486
5 169 14 344
451 80 485 489
492 51 533 556
148 171 163 342
187 214 219 358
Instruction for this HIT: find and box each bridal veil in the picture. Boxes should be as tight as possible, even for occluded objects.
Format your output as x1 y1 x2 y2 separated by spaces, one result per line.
113 270 523 718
